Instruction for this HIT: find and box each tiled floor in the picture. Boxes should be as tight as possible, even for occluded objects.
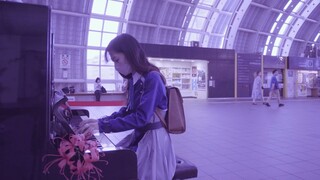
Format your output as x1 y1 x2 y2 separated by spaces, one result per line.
75 98 320 180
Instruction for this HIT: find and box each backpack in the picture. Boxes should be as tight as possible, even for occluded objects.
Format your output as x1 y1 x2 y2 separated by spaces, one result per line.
156 86 186 134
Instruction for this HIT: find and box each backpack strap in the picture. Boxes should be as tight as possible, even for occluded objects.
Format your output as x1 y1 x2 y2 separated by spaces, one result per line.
155 108 167 129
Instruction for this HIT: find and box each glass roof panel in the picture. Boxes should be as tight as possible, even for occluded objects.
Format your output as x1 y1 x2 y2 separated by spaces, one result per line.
185 32 201 42
89 18 103 31
276 13 283 22
292 2 304 14
270 22 277 33
266 36 271 45
92 0 106 14
195 8 210 17
279 24 288 35
271 47 279 56
199 0 216 6
274 37 282 46
314 33 320 42
222 0 240 12
103 20 119 33
88 31 102 46
263 46 268 55
106 0 123 17
190 17 206 30
213 14 230 34
283 0 292 11
101 33 117 47
285 16 294 24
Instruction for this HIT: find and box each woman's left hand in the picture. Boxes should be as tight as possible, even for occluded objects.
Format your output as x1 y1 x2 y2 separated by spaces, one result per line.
76 119 99 136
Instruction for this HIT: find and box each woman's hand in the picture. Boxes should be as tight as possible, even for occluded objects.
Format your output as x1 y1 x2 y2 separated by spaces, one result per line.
76 119 99 137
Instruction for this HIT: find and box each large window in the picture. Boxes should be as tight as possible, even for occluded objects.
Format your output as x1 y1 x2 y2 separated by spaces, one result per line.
87 0 125 91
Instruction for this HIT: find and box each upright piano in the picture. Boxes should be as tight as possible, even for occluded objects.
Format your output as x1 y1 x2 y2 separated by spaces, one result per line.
44 108 138 180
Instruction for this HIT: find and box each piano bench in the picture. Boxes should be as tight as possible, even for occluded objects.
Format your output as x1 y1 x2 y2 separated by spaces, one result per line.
173 155 198 180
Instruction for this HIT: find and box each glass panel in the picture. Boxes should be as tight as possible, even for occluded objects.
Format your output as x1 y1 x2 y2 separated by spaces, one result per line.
101 33 117 47
283 0 292 10
103 84 116 91
276 13 283 22
87 49 100 65
189 16 196 28
92 0 106 14
88 31 101 46
87 83 94 92
214 15 230 34
219 37 224 48
106 0 123 17
199 0 215 6
285 16 294 24
270 22 277 33
196 8 209 17
292 2 303 13
279 24 288 35
101 66 116 80
185 32 191 42
266 36 271 45
274 37 282 46
87 83 115 92
271 47 279 56
103 20 119 33
314 33 320 42
222 0 239 12
191 17 205 30
87 65 100 79
189 32 200 41
263 46 268 55
89 18 103 31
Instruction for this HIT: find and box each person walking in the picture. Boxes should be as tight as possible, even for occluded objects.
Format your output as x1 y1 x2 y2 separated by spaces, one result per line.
252 71 265 105
78 34 176 180
265 70 284 107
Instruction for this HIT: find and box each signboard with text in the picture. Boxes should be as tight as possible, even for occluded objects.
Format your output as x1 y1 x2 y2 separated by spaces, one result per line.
288 56 314 70
237 53 262 97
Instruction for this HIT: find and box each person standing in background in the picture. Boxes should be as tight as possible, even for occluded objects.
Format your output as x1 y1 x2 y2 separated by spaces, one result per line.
94 77 102 101
265 70 284 107
252 71 265 105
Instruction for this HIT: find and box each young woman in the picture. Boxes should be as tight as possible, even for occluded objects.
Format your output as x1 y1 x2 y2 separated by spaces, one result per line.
78 34 176 180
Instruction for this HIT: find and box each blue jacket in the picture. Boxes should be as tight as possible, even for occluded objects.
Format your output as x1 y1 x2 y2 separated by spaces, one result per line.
98 71 167 134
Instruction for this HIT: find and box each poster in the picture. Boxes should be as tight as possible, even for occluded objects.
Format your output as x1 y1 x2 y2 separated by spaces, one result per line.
197 70 206 89
60 54 71 69
192 66 197 77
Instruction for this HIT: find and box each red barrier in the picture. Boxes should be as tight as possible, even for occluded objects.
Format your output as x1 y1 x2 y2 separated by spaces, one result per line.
68 101 126 106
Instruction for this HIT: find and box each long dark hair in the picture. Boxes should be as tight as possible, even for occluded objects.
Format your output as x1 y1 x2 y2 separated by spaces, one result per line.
105 34 166 83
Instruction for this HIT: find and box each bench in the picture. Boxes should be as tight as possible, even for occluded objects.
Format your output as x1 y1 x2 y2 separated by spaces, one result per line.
173 155 198 179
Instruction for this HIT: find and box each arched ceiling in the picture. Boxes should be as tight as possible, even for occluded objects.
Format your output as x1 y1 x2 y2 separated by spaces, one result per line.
10 0 320 57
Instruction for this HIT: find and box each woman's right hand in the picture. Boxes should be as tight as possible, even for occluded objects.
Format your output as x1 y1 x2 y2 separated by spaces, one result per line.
76 119 99 137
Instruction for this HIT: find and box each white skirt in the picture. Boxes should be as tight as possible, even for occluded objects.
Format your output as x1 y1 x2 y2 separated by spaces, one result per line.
116 116 176 180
